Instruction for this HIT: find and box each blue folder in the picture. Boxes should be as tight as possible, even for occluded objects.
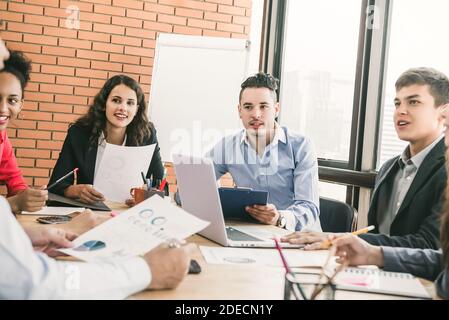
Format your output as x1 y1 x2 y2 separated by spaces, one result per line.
218 187 268 222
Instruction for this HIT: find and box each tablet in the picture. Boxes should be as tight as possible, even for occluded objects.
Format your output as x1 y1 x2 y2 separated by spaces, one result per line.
218 187 268 222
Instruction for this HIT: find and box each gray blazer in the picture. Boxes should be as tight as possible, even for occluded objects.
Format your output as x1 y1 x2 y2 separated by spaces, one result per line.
382 246 449 299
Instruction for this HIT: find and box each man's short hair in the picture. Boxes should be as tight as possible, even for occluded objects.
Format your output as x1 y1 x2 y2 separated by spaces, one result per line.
239 72 279 103
396 67 449 106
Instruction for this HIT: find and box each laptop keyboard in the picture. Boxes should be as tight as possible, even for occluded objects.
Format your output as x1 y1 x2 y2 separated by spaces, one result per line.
226 227 263 242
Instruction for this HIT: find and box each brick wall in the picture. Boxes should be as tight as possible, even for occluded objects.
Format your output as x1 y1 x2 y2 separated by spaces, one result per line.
0 0 250 194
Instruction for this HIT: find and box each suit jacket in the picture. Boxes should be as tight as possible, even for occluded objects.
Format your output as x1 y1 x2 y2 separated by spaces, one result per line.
382 246 448 299
48 123 165 197
359 139 446 249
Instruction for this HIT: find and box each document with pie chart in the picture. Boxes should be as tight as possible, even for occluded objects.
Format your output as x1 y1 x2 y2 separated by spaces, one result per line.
59 196 209 262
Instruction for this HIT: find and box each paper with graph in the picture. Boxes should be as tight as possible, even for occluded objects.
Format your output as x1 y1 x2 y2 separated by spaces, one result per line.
59 196 209 262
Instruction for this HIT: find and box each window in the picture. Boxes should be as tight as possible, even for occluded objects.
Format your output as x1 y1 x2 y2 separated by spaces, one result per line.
377 0 449 168
248 0 265 75
279 0 362 162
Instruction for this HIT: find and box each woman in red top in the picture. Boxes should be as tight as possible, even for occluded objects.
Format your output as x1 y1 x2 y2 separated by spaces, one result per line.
0 51 47 213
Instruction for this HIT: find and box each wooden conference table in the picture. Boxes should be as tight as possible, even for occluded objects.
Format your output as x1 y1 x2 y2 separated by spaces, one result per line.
16 203 436 300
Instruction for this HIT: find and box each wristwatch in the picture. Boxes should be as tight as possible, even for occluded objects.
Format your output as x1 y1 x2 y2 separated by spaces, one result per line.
277 212 287 228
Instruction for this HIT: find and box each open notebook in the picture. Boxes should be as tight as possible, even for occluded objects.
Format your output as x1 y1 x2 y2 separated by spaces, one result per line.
334 267 431 299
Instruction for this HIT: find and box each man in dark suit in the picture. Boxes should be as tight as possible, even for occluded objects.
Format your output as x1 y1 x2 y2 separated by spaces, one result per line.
282 67 449 250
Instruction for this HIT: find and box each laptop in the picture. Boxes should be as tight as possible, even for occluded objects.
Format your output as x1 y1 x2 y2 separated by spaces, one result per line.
173 154 301 248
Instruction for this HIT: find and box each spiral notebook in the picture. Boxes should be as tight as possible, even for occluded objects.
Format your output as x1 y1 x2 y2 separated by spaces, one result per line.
334 267 431 299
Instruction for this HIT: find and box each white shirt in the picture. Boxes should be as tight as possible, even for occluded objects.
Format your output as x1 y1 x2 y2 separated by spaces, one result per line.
0 197 151 299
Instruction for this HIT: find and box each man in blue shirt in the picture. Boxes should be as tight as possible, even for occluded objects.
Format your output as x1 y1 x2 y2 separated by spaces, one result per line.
206 73 321 232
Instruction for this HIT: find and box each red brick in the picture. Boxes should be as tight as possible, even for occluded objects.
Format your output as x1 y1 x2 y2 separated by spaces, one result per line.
111 16 142 28
78 30 111 42
41 65 75 76
203 30 231 38
12 120 37 130
44 7 67 18
1 11 23 23
218 4 246 16
188 18 216 30
233 15 251 25
60 0 93 12
18 129 51 140
53 113 80 123
124 46 154 57
140 57 154 66
111 35 141 47
123 64 152 75
58 57 90 68
6 128 16 138
92 42 123 54
25 0 59 8
21 167 49 177
8 21 42 34
158 14 186 26
159 0 217 12
29 73 56 84
36 159 57 168
56 75 89 87
74 87 99 97
55 94 88 105
40 83 74 95
94 4 125 16
126 27 156 39
24 14 59 26
39 102 73 113
8 3 44 15
234 0 252 8
144 2 174 15
143 21 172 33
4 42 41 53
0 31 22 42
112 0 143 10
34 178 50 187
38 121 69 132
20 111 52 121
17 158 36 167
126 8 156 21
25 91 54 102
89 79 107 88
25 53 57 65
44 26 78 38
109 53 140 65
22 101 38 111
59 38 92 50
42 46 76 58
26 82 39 92
76 49 109 61
173 25 202 36
23 33 57 45
93 23 124 35
10 138 36 148
91 60 122 72
73 105 89 114
140 75 152 85
52 132 67 141
76 67 108 79
37 140 63 150
217 22 244 33
176 8 204 19
204 11 232 22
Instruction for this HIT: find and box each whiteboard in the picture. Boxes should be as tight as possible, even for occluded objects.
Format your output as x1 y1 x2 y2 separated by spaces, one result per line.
149 33 250 161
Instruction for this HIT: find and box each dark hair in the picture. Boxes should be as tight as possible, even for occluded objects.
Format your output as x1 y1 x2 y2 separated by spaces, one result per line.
1 50 32 96
395 68 449 107
75 75 152 146
442 149 449 267
239 72 279 103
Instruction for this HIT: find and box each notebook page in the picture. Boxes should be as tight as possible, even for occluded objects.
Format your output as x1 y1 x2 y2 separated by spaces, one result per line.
334 267 431 299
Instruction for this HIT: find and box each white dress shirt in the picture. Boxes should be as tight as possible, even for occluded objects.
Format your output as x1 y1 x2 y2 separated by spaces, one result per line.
0 197 151 299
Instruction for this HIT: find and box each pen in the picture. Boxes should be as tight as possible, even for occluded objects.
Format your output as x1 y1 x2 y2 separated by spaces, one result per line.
273 237 307 300
159 168 168 192
47 168 79 190
141 171 147 185
320 225 375 249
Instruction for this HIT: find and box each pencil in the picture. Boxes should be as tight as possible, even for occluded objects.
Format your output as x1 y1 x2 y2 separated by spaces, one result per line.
320 225 375 249
47 168 79 190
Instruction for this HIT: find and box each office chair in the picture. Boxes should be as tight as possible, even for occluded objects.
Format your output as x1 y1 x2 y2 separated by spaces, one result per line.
319 197 357 233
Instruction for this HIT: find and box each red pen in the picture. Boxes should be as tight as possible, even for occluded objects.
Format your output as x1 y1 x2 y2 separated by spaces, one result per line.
159 179 167 192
